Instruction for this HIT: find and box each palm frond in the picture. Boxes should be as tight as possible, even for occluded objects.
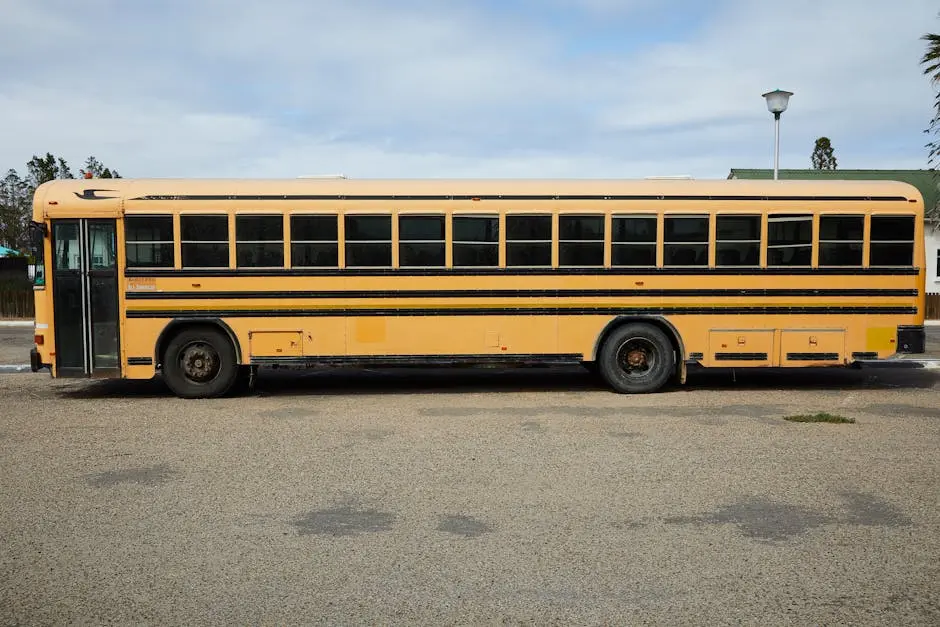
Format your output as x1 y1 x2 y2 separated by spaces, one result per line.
923 33 940 81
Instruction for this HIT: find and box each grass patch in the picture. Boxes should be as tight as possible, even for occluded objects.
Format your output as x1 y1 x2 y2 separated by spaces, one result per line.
783 412 855 424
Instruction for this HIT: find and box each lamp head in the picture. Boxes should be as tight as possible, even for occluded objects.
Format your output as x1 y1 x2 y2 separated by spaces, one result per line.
762 89 793 114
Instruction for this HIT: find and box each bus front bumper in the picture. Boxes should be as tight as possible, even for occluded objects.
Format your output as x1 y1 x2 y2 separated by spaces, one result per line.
854 325 934 369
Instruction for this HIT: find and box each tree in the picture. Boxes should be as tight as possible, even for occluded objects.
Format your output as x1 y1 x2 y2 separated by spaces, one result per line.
80 155 121 179
921 29 940 168
0 153 123 250
26 152 73 189
922 26 940 221
0 169 30 251
811 137 837 170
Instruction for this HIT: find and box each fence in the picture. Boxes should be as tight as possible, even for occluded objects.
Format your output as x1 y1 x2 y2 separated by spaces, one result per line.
927 293 940 321
0 257 33 319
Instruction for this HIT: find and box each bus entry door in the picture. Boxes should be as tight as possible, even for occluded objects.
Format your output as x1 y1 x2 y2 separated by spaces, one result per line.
50 219 121 377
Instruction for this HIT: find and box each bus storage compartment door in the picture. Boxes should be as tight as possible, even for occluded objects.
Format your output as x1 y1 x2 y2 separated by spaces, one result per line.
707 330 774 366
249 330 303 358
780 330 845 365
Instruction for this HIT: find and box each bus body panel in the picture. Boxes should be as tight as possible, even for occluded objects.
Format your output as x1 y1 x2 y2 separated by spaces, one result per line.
29 177 926 393
121 310 917 373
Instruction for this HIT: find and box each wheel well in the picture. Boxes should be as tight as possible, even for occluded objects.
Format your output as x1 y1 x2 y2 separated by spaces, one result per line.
591 316 685 367
155 319 242 369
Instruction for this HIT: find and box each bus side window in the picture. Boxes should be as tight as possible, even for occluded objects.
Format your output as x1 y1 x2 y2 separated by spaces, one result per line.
767 214 812 267
716 215 760 266
663 215 708 266
345 215 391 268
181 215 229 268
611 216 656 267
125 216 175 268
870 215 915 266
399 215 445 267
506 215 552 267
559 215 604 267
291 215 338 267
236 215 284 268
819 215 863 266
453 216 498 267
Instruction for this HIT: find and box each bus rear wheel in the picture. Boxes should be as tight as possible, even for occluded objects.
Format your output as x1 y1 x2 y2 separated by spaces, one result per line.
598 323 675 394
162 327 239 399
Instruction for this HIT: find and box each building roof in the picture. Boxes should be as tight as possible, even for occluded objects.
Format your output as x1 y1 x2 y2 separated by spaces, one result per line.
728 169 939 215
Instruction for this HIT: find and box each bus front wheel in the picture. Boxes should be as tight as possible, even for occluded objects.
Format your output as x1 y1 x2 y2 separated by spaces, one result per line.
162 327 239 399
598 323 675 394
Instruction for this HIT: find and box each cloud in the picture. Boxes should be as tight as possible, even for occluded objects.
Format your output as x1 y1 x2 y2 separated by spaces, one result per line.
0 0 935 179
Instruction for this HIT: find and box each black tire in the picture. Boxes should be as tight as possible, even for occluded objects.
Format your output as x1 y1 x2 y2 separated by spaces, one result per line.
162 327 239 399
598 323 675 394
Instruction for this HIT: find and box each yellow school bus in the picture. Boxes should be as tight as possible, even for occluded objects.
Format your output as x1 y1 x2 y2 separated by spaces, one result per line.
27 177 926 398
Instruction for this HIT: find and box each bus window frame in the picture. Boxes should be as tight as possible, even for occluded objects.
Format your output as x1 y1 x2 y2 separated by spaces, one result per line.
558 213 605 268
451 213 499 269
610 213 658 269
289 213 339 269
715 213 761 268
869 213 916 268
179 213 231 270
505 213 553 268
818 213 864 268
344 213 393 269
662 214 709 268
767 213 813 268
235 213 285 269
398 213 446 268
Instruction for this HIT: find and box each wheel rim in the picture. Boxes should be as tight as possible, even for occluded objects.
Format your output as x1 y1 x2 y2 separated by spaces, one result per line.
616 337 656 377
178 341 221 384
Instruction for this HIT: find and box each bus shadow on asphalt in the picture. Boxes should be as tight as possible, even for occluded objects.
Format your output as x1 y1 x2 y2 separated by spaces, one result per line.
679 365 940 393
252 365 939 397
55 376 172 399
54 364 940 399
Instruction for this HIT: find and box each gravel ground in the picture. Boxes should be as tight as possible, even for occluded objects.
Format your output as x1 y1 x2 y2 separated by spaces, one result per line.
0 327 31 366
1 365 939 624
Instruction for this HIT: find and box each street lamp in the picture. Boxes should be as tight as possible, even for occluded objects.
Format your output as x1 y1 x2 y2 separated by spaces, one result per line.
762 89 792 180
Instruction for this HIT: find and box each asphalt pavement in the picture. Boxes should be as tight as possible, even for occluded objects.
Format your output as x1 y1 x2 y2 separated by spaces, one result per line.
1 351 939 623
0 325 31 367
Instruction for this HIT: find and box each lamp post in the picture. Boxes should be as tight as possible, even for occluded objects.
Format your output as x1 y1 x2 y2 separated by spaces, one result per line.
762 89 792 180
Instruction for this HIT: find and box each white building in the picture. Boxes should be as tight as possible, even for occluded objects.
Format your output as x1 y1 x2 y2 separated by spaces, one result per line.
927 219 939 294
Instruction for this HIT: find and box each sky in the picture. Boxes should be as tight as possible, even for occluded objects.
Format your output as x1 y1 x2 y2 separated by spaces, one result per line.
0 0 937 180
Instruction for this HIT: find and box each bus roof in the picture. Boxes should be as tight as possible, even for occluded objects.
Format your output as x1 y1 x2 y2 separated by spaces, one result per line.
33 177 924 219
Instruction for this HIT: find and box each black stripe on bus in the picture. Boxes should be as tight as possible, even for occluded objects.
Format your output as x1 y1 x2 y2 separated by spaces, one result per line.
123 288 919 300
129 193 911 202
124 267 922 278
127 357 153 366
851 352 879 360
125 305 917 319
249 353 584 367
714 353 769 361
786 352 841 361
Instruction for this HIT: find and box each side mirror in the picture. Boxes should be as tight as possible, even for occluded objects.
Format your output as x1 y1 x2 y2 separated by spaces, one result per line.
27 222 47 286
28 221 47 244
